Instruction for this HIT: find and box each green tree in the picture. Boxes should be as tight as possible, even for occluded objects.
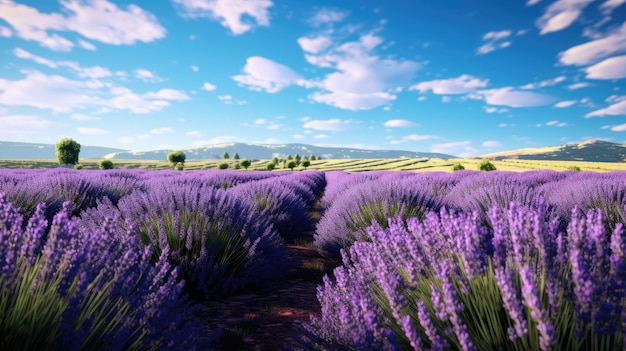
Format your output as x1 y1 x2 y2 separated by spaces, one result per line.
55 138 80 165
167 151 186 166
240 159 251 170
287 155 293 160
287 160 297 170
309 155 316 161
301 159 310 170
272 157 279 165
175 162 184 171
218 162 229 170
266 162 276 170
478 159 496 172
452 163 465 171
567 165 581 171
233 153 240 160
98 159 114 170
222 151 230 160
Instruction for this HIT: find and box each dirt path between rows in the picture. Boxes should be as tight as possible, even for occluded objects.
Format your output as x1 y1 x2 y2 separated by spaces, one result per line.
192 245 335 350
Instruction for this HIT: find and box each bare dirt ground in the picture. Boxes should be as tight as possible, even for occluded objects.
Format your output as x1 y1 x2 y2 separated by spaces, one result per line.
193 245 336 350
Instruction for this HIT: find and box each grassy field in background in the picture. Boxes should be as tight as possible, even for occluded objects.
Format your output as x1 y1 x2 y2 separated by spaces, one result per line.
2 157 626 172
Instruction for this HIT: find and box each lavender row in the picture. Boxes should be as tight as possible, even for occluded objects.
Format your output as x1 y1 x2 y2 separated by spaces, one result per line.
302 201 626 350
315 170 626 258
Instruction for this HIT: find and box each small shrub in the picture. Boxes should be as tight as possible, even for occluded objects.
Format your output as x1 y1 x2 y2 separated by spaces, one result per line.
218 162 229 170
287 161 297 171
98 159 114 170
167 151 186 166
478 159 496 171
266 162 275 170
175 162 184 171
73 163 83 170
240 159 251 170
567 165 581 171
452 162 465 171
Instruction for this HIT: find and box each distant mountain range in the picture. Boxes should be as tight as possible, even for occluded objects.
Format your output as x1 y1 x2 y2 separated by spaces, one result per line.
2 140 625 162
480 140 626 163
0 141 456 160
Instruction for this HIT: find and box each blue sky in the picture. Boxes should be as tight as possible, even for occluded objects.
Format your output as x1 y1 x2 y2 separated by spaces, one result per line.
0 0 625 157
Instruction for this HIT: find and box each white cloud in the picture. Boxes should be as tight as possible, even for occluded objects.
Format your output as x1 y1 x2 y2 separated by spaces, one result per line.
264 137 281 143
202 82 217 91
520 76 566 89
304 33 420 110
78 127 108 135
482 140 502 148
536 0 593 35
172 0 273 35
309 8 348 26
0 70 98 112
232 56 303 93
499 123 516 128
586 100 626 117
390 134 439 144
567 82 592 90
313 134 328 139
441 96 452 103
410 75 488 94
297 35 332 54
191 65 199 72
134 69 162 82
218 95 247 105
559 22 626 65
527 0 542 5
585 55 626 79
186 130 202 138
554 100 577 108
303 118 351 132
143 89 190 101
254 118 267 125
600 0 626 14
107 92 170 114
78 39 96 50
383 119 419 128
0 0 165 51
611 123 626 131
78 66 112 78
431 141 476 157
13 48 113 79
545 120 568 127
293 134 305 139
0 115 53 134
477 30 512 55
71 113 100 121
484 106 509 113
476 87 556 107
150 127 174 135
13 47 57 67
0 25 12 37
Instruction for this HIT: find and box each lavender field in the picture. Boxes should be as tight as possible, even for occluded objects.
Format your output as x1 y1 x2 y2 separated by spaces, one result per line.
1 168 626 350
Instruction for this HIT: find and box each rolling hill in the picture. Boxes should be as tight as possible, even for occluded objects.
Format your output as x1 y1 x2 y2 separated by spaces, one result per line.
0 141 456 160
481 140 626 163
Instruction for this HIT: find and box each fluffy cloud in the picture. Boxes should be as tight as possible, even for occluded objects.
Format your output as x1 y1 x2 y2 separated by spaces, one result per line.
172 0 273 35
150 127 174 135
520 76 566 89
410 75 489 94
218 95 247 105
477 30 512 55
0 0 165 51
78 39 96 50
476 87 556 107
297 35 332 54
484 106 509 113
585 55 626 79
554 100 577 108
13 48 113 78
567 82 592 90
304 33 420 110
586 100 626 117
78 127 109 135
134 69 162 82
383 119 420 128
600 0 626 13
309 8 348 26
0 70 99 112
303 118 351 132
559 22 626 65
0 115 53 134
611 123 626 131
143 89 190 101
71 113 100 121
536 0 594 34
0 25 12 37
202 82 217 91
232 56 303 93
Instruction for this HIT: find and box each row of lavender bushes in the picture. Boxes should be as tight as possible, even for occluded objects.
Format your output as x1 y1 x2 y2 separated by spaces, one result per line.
0 168 325 349
305 170 626 350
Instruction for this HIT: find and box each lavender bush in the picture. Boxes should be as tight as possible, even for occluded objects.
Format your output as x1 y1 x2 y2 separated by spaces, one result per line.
303 202 626 350
0 194 199 350
82 177 289 299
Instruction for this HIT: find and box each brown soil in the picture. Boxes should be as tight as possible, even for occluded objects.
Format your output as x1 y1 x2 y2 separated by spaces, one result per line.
193 245 337 351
